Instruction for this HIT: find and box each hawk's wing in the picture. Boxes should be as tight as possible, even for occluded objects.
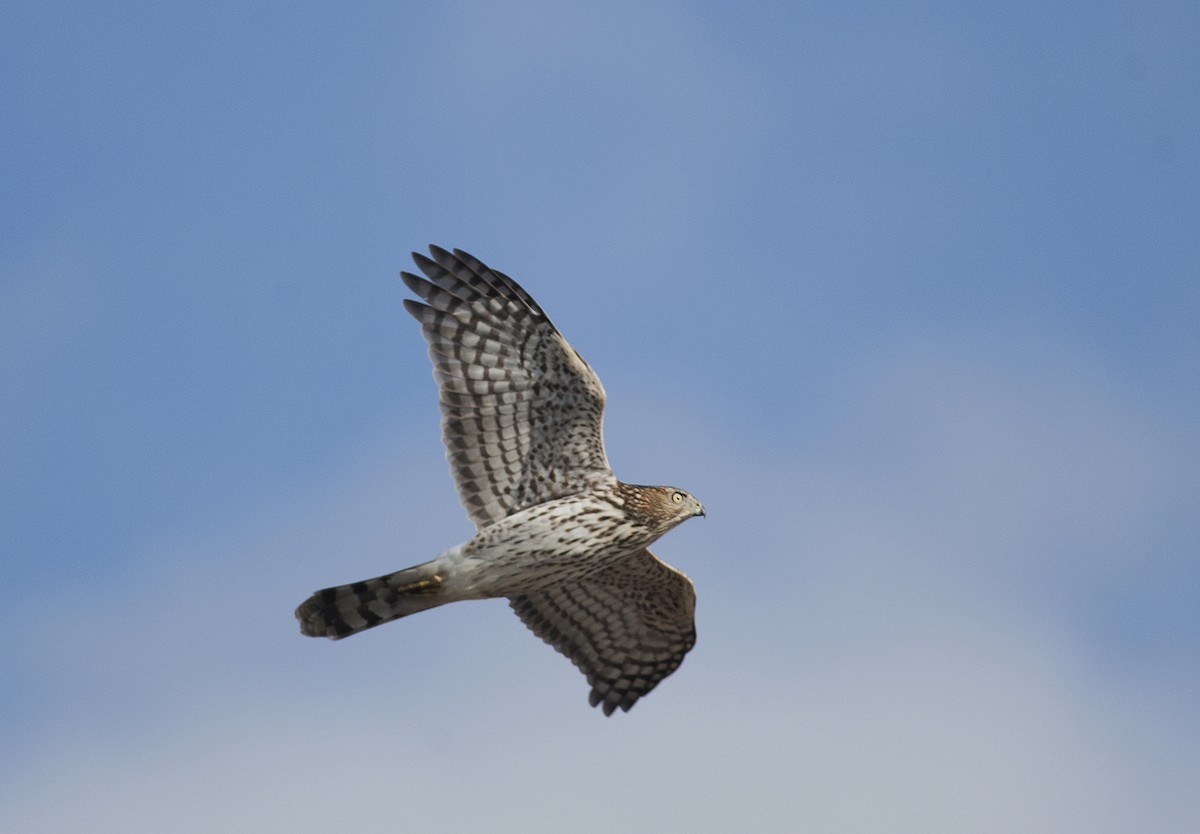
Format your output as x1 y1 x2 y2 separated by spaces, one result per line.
402 246 613 528
509 549 697 715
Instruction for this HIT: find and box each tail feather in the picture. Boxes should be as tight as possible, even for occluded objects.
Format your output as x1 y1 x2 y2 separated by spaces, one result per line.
296 561 449 639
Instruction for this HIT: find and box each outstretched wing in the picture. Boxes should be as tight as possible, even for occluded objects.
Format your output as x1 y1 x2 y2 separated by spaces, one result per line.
509 549 697 715
402 246 613 528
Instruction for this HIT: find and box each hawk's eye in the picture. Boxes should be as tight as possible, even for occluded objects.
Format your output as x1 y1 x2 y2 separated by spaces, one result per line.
672 492 684 503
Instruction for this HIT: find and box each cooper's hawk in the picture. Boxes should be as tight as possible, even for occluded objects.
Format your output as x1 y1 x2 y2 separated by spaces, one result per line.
296 246 704 715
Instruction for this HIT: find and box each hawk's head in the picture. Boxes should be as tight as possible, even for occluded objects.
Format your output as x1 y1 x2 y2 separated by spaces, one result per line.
617 483 705 534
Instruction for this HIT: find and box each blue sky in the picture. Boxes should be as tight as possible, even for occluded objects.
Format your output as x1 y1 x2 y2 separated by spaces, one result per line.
2 1 1198 830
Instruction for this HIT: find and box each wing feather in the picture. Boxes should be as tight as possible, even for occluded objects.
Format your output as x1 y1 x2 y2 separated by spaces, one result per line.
509 549 697 715
403 246 612 527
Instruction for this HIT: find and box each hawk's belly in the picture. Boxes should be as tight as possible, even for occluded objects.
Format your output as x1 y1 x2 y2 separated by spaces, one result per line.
451 492 658 597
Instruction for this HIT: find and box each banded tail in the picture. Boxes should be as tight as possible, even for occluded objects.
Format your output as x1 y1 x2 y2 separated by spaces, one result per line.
296 560 450 639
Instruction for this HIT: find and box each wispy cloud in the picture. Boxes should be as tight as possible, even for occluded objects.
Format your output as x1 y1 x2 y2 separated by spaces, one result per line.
5 324 1197 832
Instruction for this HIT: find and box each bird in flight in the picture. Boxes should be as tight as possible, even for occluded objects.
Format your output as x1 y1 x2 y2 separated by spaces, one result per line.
296 246 705 715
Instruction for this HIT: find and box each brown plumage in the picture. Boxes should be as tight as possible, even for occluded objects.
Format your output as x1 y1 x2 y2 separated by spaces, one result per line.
296 246 705 714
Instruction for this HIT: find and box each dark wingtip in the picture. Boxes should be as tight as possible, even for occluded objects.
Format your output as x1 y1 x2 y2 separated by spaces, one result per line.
401 298 428 320
427 244 455 266
399 270 425 293
411 251 438 276
590 689 623 716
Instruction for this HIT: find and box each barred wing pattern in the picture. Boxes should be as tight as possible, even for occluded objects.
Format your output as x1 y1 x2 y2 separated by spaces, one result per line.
402 247 613 528
510 549 697 715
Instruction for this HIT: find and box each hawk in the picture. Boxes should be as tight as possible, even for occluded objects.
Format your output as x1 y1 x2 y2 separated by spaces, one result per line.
296 246 705 715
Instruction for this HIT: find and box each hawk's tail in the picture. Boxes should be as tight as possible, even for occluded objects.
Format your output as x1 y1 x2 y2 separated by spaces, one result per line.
296 560 449 639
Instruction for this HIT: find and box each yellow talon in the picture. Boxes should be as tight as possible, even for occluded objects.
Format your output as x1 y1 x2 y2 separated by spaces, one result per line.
400 574 444 595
